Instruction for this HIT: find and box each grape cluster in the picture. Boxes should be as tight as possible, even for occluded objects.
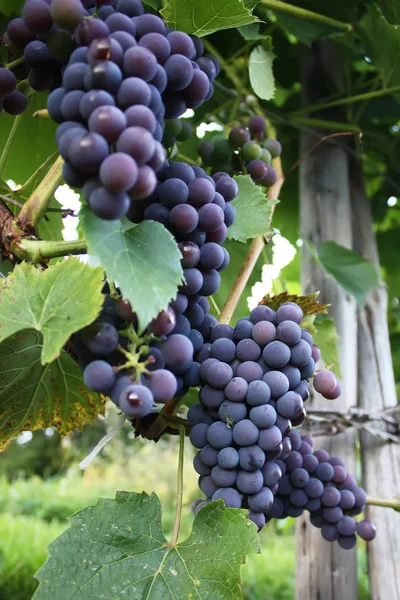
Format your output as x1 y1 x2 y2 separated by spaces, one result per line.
1 0 90 115
197 115 281 189
266 431 377 548
43 3 218 218
127 163 238 365
70 287 195 419
188 300 340 529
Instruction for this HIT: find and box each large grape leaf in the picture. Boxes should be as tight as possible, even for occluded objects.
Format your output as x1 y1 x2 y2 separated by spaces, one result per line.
34 492 259 600
0 330 103 451
228 175 277 243
249 40 276 101
160 0 258 37
0 259 104 364
315 241 380 307
359 5 400 88
80 208 184 330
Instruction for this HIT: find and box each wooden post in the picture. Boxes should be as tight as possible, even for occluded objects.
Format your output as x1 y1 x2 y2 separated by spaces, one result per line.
351 161 400 599
295 42 358 600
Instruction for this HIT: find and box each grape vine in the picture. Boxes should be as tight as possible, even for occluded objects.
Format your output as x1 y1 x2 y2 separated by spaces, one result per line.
0 0 397 598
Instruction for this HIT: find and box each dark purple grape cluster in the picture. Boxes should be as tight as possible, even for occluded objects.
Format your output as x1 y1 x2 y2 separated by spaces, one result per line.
197 115 281 188
128 162 237 356
70 287 195 419
266 431 376 548
188 300 340 529
44 3 218 218
1 0 90 115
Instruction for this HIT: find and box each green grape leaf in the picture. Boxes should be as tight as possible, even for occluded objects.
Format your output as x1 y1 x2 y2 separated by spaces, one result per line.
238 23 267 40
275 13 337 46
312 316 342 379
80 208 183 330
249 40 275 101
142 0 162 9
34 492 259 600
0 94 57 184
228 175 276 243
359 5 400 88
0 259 104 364
160 0 258 37
0 330 103 451
315 241 380 307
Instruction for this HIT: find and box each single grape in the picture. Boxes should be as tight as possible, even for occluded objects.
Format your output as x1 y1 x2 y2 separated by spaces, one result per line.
261 461 282 487
146 369 177 403
232 419 259 446
81 321 119 355
238 445 265 471
206 421 233 449
224 377 248 402
89 187 130 220
218 400 247 424
211 465 237 487
207 362 233 389
236 469 264 495
123 46 158 81
250 305 275 324
100 153 138 193
218 447 239 469
83 360 116 392
249 404 277 428
246 380 271 406
356 519 376 541
258 426 282 452
190 423 209 449
229 126 250 148
263 341 291 369
211 487 241 508
119 384 153 418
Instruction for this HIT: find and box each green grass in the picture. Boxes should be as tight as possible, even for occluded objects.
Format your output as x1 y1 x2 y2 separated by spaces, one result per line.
0 514 65 600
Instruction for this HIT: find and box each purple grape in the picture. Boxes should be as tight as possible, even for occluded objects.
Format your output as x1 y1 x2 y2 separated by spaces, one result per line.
83 360 116 392
200 444 219 467
211 487 241 508
218 400 247 424
238 445 265 471
119 384 153 418
207 362 233 389
263 371 289 399
249 404 276 428
206 421 233 449
315 462 335 482
116 126 155 165
224 377 248 402
321 523 339 542
193 452 211 476
250 305 275 324
145 369 177 403
161 334 193 367
237 361 264 383
199 475 218 498
246 380 271 406
0 68 16 96
261 461 282 487
190 423 209 448
211 338 236 363
169 204 199 234
285 451 303 472
81 321 119 355
200 386 225 409
276 391 303 419
23 0 53 33
236 469 264 494
263 341 291 368
323 507 343 524
123 46 158 81
356 519 376 541
217 447 239 469
258 426 282 452
211 465 237 487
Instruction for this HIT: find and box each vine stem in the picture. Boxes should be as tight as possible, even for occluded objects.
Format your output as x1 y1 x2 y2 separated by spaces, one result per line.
366 496 400 511
0 114 24 178
289 87 400 118
10 238 87 262
170 425 185 546
219 145 284 325
18 155 64 228
260 0 353 32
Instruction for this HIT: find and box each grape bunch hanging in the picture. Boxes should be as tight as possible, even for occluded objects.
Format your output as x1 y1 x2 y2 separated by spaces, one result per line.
1 0 376 550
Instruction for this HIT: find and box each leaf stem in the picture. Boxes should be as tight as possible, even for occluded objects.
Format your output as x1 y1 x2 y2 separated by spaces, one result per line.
6 55 25 70
260 0 353 32
10 238 87 262
291 117 361 133
0 114 24 178
14 151 59 197
170 425 185 546
209 295 220 318
18 155 64 228
289 87 400 118
366 496 400 511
